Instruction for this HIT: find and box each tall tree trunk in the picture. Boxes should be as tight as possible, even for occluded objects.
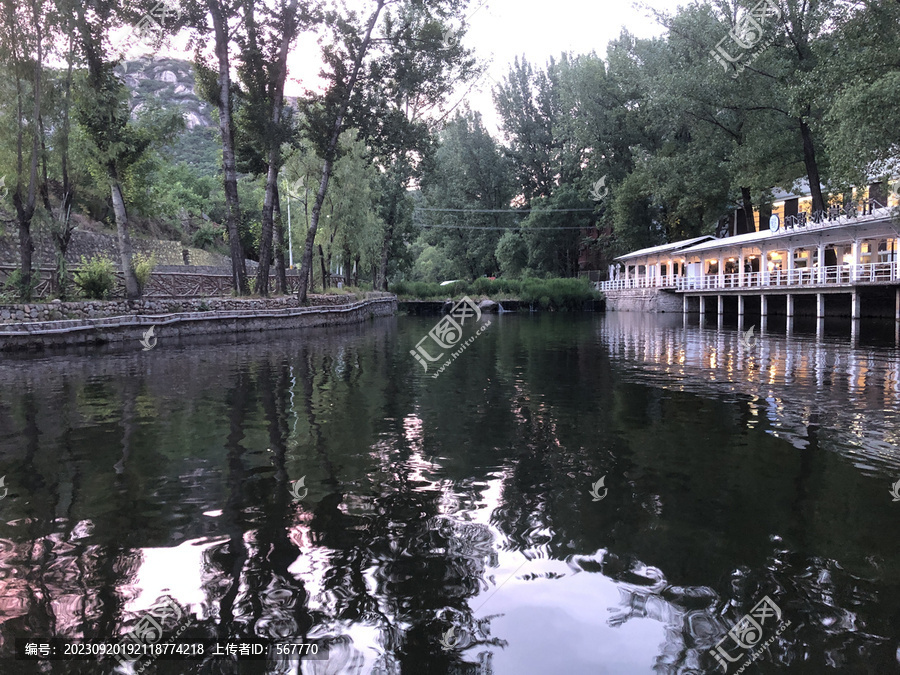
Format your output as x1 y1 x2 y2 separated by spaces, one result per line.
208 0 248 295
273 183 287 294
318 244 327 292
376 222 393 291
256 0 299 296
353 254 359 286
799 117 825 213
297 0 385 303
740 186 755 233
110 175 140 299
51 32 76 299
376 161 408 291
9 0 43 301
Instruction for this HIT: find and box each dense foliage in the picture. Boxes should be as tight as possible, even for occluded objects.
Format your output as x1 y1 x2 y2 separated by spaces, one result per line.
1 0 897 300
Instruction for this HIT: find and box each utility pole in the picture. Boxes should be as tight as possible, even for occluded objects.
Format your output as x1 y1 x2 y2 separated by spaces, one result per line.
284 179 293 268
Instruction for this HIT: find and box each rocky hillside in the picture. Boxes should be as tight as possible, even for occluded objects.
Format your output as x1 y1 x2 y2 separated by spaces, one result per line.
119 57 213 129
117 56 220 175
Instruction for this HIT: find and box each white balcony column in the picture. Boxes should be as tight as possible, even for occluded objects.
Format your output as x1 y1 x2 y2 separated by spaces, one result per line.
851 289 861 319
738 294 745 316
718 294 724 315
786 294 794 318
760 248 768 286
739 252 745 287
718 256 725 289
787 246 795 284
851 240 861 282
817 293 825 318
817 243 825 284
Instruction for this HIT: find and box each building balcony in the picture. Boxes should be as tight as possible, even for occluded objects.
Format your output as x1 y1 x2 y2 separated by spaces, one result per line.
673 262 898 292
598 263 899 292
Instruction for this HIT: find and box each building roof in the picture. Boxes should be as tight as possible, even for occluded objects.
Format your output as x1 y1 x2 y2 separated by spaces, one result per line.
614 236 715 262
675 206 894 256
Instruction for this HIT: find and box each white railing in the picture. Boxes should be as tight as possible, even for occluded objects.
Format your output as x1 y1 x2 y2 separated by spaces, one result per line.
672 263 898 291
598 263 900 291
597 277 678 291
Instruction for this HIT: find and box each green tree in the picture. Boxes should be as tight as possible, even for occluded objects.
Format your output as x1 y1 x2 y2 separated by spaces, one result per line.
72 0 183 299
419 110 514 279
0 0 45 300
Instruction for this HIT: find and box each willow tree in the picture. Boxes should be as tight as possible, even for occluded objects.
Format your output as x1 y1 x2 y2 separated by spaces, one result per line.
295 0 475 301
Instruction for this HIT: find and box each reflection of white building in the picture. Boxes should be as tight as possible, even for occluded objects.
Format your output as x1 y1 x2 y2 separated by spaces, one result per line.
601 182 900 318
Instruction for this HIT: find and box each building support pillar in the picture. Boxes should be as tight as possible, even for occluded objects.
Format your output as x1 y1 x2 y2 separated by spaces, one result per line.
817 293 825 318
718 295 724 315
851 289 860 319
683 293 689 314
786 294 794 318
699 295 707 317
760 294 768 317
738 294 745 317
895 287 899 322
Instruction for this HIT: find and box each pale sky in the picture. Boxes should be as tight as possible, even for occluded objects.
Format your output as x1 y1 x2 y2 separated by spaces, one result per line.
119 0 686 137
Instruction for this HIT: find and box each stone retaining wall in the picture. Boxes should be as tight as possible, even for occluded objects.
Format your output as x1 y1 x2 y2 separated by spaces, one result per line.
0 228 231 269
605 288 683 312
0 297 397 351
0 293 375 324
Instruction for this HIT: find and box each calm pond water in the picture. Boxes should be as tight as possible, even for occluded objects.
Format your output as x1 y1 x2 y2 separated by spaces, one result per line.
1 312 899 674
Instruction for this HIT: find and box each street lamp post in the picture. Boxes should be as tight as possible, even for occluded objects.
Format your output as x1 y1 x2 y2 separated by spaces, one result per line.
284 179 293 269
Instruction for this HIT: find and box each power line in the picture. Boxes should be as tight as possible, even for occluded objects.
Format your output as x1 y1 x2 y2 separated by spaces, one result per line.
414 207 596 213
414 223 597 230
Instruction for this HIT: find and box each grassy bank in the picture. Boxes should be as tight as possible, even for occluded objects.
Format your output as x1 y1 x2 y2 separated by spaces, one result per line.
390 277 602 311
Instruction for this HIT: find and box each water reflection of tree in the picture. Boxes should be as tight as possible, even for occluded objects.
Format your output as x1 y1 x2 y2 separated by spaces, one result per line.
295 339 502 674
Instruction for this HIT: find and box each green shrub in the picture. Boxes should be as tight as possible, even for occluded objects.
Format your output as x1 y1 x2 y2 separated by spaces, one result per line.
1 269 39 301
74 255 117 300
191 223 224 250
133 252 157 292
390 276 599 308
